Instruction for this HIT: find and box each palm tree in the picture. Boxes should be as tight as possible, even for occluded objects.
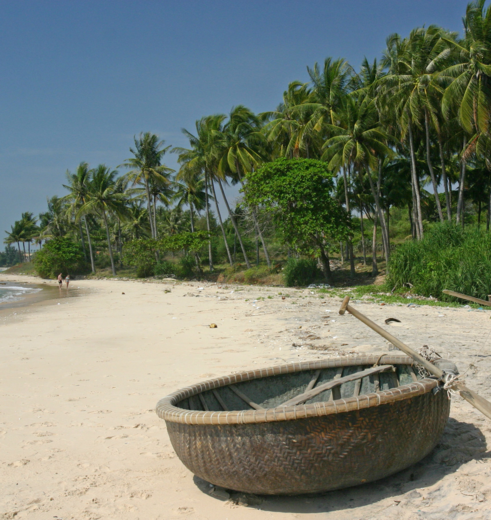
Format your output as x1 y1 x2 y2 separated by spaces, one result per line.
20 212 38 261
81 165 129 276
175 116 234 267
4 221 24 263
63 162 96 272
219 105 272 268
378 28 451 236
323 92 393 261
440 1 491 223
123 132 173 239
174 170 207 233
262 81 316 158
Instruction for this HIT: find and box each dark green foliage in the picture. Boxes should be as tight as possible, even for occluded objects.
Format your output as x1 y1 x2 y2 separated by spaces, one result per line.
34 238 87 278
386 223 491 300
243 158 349 254
283 258 322 287
124 232 210 278
0 245 18 266
154 260 177 277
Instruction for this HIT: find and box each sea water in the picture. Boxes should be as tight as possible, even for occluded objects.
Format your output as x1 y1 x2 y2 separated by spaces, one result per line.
0 284 42 305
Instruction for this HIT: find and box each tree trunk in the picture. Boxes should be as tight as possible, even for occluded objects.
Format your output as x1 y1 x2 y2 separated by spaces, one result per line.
118 218 123 268
233 232 237 263
79 221 87 261
318 242 332 283
84 217 96 273
218 178 251 268
210 177 233 266
102 210 116 276
424 111 444 222
408 118 424 238
359 201 366 266
438 138 452 221
372 214 378 276
367 163 390 263
255 230 259 266
153 194 159 239
340 242 344 263
345 165 355 277
17 242 22 263
456 137 467 227
409 203 415 239
237 163 272 267
204 172 213 271
144 177 155 238
252 207 271 268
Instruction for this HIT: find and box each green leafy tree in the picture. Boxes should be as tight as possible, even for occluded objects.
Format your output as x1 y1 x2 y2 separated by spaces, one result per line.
243 158 349 281
34 237 87 278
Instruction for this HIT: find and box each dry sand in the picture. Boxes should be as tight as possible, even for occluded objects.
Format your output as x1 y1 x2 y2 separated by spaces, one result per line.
1 273 491 520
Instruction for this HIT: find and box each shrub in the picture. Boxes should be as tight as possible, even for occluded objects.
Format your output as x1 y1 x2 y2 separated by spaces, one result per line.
386 223 491 300
283 258 322 287
154 256 196 279
154 260 177 277
34 238 88 278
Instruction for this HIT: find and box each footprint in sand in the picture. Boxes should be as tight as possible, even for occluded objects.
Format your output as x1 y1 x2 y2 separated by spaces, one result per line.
8 459 30 467
173 506 194 516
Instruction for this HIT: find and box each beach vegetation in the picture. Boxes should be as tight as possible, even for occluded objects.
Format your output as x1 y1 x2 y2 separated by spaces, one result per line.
34 237 87 278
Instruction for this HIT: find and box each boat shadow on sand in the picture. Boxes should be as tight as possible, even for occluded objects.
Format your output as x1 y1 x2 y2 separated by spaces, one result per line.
193 417 488 513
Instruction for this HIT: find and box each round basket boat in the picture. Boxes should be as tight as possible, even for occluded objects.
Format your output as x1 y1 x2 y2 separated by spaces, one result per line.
156 354 450 495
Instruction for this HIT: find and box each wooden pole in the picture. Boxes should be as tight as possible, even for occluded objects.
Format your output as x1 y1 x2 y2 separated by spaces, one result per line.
339 296 491 421
443 289 491 308
339 296 443 378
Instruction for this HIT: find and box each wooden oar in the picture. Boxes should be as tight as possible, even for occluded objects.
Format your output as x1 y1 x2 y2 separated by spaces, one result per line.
339 296 491 421
443 289 491 308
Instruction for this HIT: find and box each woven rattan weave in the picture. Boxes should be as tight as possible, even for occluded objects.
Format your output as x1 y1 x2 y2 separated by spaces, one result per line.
156 354 450 495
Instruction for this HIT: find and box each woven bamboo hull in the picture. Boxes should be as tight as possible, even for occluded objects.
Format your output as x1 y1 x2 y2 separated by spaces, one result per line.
157 355 450 495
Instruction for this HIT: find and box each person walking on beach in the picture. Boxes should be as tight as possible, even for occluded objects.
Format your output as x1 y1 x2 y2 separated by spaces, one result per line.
57 273 63 289
65 274 70 289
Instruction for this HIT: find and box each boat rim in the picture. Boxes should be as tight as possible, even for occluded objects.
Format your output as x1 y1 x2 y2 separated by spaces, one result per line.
156 354 441 426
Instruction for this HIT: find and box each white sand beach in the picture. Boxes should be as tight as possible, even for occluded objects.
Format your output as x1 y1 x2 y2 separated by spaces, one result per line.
1 274 491 520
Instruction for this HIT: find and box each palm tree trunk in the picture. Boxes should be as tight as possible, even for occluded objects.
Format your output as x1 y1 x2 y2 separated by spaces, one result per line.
424 111 444 223
438 138 452 221
408 118 424 238
345 165 355 277
16 242 22 263
217 178 251 268
144 178 155 238
84 217 96 273
204 171 213 271
372 213 378 276
252 207 271 268
78 221 87 261
102 210 116 276
153 194 159 239
359 201 366 266
366 164 390 263
28 241 31 262
210 177 233 266
189 203 201 273
236 164 272 268
456 137 467 227
255 230 259 266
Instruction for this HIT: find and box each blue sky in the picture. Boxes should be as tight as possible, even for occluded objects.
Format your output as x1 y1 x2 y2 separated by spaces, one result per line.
0 0 468 244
